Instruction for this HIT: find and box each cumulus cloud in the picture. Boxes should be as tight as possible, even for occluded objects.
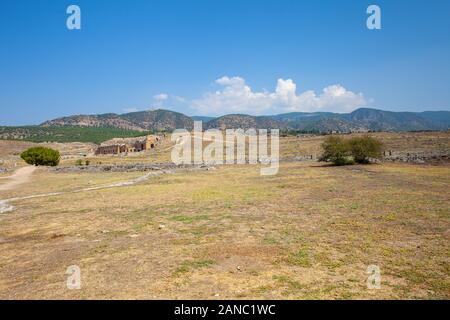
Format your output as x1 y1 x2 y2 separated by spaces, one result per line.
153 93 169 107
190 76 367 115
153 93 168 101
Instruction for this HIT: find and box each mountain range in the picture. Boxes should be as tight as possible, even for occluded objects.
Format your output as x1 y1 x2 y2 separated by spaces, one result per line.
41 108 450 133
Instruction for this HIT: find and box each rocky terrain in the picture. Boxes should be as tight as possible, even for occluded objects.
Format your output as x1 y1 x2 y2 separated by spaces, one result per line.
42 109 193 132
383 151 449 164
204 114 282 130
51 163 215 173
39 108 450 133
2 109 448 148
41 113 145 131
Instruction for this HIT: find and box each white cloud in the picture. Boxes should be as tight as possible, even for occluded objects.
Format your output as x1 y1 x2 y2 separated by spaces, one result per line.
153 93 169 108
190 76 367 115
153 93 168 101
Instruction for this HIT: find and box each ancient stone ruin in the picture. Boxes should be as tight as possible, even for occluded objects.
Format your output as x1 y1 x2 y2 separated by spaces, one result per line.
94 135 160 155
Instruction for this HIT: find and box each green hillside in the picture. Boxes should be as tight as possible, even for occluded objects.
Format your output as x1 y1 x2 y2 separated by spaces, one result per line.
0 126 149 144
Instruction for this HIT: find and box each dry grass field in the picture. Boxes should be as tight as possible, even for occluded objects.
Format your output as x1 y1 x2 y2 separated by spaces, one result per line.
0 140 96 170
0 132 449 299
65 131 450 166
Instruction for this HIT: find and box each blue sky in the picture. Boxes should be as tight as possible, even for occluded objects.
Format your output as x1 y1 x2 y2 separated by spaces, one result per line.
1 0 450 125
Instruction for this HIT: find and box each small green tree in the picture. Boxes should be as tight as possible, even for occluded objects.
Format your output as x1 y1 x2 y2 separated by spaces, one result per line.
75 159 83 166
20 147 60 166
348 136 383 164
319 136 353 166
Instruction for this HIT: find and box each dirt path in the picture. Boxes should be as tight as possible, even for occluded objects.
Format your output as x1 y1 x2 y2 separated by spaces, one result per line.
0 166 36 191
0 166 212 214
0 170 166 214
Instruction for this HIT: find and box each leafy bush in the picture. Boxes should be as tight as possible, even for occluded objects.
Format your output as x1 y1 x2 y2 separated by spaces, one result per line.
75 159 83 166
348 136 383 164
20 147 60 166
319 135 383 165
319 136 354 165
85 160 90 166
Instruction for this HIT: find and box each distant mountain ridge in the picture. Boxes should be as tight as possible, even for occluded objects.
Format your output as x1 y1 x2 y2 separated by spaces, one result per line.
41 108 450 133
42 109 193 132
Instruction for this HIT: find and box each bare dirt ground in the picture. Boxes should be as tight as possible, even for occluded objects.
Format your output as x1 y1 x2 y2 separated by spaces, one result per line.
0 132 448 299
0 166 36 191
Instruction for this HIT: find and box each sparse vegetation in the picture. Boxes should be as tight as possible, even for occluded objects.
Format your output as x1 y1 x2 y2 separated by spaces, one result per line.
0 161 448 299
319 136 354 165
320 135 383 165
0 132 449 299
20 147 60 166
348 136 383 163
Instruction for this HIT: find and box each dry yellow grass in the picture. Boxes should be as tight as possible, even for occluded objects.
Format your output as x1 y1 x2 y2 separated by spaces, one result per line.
2 131 448 168
0 158 448 299
0 140 95 170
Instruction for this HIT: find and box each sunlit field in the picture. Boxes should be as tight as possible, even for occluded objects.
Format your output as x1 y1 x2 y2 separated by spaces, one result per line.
0 132 448 299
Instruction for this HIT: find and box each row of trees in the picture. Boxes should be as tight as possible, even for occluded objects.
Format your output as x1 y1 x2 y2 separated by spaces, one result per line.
319 136 383 165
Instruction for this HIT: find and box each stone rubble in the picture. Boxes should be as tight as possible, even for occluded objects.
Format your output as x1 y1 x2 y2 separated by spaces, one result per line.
383 151 449 164
51 163 214 173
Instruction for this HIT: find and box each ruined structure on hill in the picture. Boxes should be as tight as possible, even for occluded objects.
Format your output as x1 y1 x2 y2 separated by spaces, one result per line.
95 135 160 155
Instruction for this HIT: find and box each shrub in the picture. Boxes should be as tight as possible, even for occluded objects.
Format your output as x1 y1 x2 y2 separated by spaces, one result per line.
85 160 90 166
75 159 83 166
20 147 60 166
319 135 383 165
348 136 383 164
319 136 354 165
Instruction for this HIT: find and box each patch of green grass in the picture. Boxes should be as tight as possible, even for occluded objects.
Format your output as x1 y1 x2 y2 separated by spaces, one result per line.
314 252 345 270
263 237 280 245
169 214 210 224
174 259 215 275
288 248 311 267
272 275 304 296
253 284 275 295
